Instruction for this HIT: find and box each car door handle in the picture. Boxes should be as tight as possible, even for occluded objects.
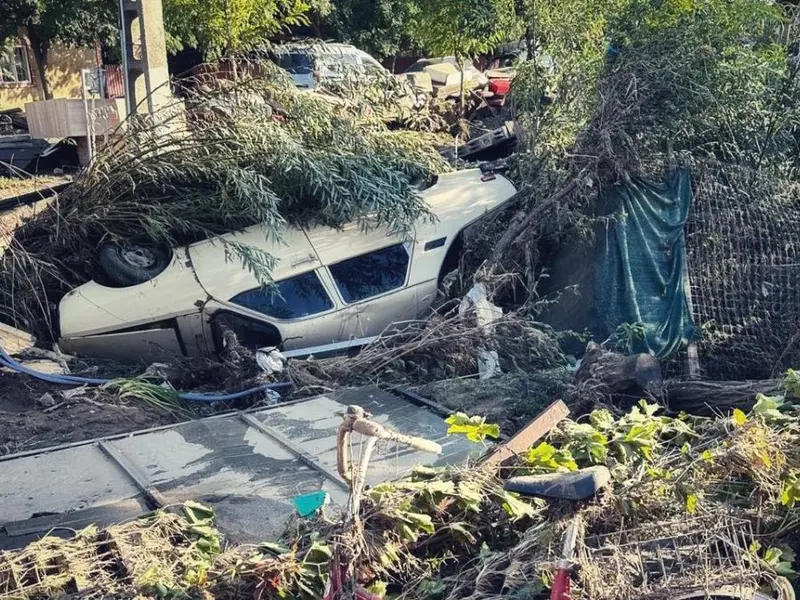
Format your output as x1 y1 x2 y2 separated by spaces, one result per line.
291 254 318 268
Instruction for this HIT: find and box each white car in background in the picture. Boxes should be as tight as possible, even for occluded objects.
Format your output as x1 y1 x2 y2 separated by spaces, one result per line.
402 57 489 99
58 168 517 363
268 42 388 89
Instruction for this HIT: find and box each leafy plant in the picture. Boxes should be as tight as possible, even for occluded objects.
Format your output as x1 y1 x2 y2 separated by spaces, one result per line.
780 472 800 508
525 442 578 472
608 322 647 354
753 393 793 425
445 412 501 444
764 546 797 577
162 0 331 59
560 421 609 464
785 369 800 400
103 377 195 419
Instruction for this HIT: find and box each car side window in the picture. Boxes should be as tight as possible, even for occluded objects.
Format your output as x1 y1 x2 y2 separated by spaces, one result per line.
329 244 410 304
230 271 332 320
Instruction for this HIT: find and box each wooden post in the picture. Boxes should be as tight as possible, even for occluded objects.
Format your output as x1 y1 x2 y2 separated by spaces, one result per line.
480 399 570 471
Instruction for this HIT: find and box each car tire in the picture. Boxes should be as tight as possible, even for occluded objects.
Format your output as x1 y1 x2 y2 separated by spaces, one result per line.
99 242 172 287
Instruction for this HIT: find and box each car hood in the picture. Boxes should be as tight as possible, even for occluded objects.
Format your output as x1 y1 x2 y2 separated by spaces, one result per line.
421 168 516 229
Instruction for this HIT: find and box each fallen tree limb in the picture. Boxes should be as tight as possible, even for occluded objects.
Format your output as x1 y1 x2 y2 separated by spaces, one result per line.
573 342 663 402
665 379 784 415
477 175 584 279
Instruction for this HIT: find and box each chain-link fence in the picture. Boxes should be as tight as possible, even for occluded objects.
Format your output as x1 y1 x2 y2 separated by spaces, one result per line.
686 162 800 380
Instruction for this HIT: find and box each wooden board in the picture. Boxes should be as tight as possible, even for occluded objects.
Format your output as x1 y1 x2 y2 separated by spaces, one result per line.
0 322 34 354
480 399 570 470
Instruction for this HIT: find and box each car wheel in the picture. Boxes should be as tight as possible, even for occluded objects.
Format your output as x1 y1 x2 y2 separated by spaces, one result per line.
99 242 172 287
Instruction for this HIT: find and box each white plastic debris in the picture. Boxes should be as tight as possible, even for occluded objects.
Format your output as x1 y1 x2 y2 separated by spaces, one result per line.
458 282 503 380
256 347 287 376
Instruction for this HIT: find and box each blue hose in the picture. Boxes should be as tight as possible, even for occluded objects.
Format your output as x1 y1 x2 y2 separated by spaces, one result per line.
0 345 291 403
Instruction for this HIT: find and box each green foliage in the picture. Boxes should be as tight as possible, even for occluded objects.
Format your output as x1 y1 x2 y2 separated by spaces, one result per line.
685 492 698 514
764 546 797 577
608 322 647 354
497 489 537 520
408 0 517 59
322 0 417 58
136 502 221 595
162 0 331 58
0 0 118 49
511 0 799 212
445 412 501 443
525 442 578 472
103 376 195 419
550 401 699 471
0 0 118 98
560 421 608 464
753 393 793 425
785 369 800 400
780 472 800 508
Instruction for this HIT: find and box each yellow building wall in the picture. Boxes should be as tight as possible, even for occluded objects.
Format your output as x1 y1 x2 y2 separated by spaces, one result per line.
0 34 98 112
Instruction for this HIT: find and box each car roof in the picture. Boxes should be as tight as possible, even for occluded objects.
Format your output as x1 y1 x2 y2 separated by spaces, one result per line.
274 41 368 56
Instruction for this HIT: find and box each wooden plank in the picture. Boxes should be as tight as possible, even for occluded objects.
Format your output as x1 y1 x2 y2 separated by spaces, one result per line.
480 399 570 470
0 322 34 354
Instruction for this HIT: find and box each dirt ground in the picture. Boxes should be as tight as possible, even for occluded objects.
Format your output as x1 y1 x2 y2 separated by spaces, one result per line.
416 369 569 433
0 370 177 456
0 175 70 200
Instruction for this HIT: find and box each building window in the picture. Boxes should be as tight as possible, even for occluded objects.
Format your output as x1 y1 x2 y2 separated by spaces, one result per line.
230 271 333 320
0 46 31 84
329 244 410 303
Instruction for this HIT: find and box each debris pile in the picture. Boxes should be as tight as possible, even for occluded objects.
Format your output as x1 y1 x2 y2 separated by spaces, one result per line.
4 379 800 599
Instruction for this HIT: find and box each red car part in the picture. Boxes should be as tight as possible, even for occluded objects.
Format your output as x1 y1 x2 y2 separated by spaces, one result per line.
489 78 512 96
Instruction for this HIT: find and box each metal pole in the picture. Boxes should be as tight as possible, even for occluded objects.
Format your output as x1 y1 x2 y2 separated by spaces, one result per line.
80 68 94 164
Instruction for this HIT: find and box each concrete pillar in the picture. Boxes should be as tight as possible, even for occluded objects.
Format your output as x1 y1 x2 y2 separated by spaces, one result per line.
119 0 171 116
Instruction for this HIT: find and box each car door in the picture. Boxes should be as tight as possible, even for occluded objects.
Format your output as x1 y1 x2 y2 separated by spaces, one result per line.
305 223 422 341
189 224 344 351
201 266 342 352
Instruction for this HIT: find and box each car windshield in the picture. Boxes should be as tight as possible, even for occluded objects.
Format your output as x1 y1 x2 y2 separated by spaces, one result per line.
271 51 313 74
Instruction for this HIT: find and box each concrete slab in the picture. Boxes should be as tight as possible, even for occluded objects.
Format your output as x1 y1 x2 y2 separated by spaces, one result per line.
0 387 474 549
0 444 140 523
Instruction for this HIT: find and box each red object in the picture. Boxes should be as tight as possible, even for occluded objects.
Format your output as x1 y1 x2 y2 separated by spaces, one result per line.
488 78 512 96
549 564 572 600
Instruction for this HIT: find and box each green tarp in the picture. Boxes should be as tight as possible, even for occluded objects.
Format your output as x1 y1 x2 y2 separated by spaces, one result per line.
594 169 698 357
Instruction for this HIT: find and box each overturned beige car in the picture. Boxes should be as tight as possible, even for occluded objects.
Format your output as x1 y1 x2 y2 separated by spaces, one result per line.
59 169 517 363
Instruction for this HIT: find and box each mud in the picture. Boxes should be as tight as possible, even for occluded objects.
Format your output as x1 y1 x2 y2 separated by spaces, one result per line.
0 371 177 456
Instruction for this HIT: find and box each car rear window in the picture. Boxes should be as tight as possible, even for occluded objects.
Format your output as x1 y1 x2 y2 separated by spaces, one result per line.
230 271 332 319
329 244 410 303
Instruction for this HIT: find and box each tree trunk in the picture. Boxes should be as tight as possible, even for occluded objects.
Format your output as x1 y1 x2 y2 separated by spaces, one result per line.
27 29 52 100
573 342 664 401
664 379 784 415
